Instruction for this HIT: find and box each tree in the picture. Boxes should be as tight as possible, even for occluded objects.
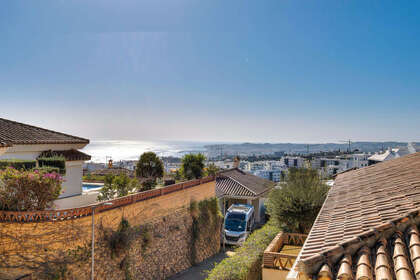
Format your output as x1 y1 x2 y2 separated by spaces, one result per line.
205 163 220 177
136 152 164 190
97 174 117 201
181 153 206 180
113 173 131 197
98 174 136 201
266 167 329 234
174 169 183 181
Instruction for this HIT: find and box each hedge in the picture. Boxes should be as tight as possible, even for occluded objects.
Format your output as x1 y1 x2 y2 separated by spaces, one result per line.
83 174 106 182
0 159 37 170
32 166 61 174
206 223 280 280
37 156 66 174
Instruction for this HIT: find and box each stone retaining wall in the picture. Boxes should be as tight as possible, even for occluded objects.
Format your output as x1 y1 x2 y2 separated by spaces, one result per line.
0 180 219 280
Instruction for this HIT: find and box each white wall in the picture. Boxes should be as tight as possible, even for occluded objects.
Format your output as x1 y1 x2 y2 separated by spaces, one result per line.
252 199 260 223
0 143 87 160
62 161 84 198
0 150 40 160
0 144 88 198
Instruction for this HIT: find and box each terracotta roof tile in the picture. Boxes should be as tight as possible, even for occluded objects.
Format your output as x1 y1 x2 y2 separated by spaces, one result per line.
318 264 333 280
51 149 91 161
297 152 420 280
0 118 89 146
374 240 392 280
216 168 275 198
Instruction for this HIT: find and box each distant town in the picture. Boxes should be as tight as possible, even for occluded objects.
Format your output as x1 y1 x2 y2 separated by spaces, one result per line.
84 142 419 182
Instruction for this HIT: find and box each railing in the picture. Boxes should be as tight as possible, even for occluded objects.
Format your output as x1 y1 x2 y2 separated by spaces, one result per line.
263 232 307 270
0 176 215 223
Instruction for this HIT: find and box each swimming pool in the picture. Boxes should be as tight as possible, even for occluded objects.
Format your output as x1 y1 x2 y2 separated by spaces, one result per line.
82 183 104 191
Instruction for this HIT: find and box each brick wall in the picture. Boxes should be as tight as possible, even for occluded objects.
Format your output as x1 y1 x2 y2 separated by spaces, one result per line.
0 180 218 280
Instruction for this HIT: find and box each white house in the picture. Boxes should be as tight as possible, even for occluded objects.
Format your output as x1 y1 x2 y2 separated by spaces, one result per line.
0 118 92 209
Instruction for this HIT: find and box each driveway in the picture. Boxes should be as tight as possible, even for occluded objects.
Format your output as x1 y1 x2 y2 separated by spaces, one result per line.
168 251 229 280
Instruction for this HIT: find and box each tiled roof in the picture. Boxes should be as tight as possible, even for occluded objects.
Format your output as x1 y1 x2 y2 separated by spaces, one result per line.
306 212 420 280
216 168 275 198
52 149 91 161
0 141 11 148
296 152 420 279
0 118 89 147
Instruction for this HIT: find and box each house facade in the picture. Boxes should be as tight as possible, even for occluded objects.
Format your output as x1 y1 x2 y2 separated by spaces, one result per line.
0 118 91 208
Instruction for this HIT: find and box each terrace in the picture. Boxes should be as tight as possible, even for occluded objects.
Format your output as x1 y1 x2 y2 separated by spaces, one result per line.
262 232 307 280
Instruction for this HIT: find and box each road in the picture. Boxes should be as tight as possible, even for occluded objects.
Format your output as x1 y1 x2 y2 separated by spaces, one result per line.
167 251 228 280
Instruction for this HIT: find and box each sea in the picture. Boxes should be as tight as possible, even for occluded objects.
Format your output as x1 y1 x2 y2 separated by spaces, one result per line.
81 140 213 163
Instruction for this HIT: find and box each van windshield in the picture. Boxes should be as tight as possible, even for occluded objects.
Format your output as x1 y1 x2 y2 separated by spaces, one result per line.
225 212 246 232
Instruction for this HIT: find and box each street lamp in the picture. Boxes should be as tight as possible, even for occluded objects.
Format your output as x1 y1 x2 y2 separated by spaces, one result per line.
91 202 113 280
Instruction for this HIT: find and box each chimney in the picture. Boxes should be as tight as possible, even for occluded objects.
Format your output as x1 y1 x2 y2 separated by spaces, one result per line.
233 156 240 169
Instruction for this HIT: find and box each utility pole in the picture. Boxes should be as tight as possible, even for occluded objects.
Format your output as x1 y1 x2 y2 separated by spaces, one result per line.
91 202 113 280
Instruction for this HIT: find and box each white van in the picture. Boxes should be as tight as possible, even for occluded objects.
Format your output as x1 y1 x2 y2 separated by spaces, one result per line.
223 204 255 246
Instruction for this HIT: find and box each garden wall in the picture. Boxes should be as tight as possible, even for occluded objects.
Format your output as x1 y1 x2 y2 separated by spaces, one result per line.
0 178 220 280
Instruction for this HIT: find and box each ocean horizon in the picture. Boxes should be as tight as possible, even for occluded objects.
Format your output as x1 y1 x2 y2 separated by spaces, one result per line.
81 140 217 163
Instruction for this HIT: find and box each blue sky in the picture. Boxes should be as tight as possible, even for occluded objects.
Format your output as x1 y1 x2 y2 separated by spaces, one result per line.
1 0 420 143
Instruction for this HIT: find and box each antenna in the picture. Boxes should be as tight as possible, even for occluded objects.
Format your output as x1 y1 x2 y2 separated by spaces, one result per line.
338 139 352 153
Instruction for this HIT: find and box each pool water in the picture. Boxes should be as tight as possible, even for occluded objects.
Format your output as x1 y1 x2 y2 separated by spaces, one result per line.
82 183 104 191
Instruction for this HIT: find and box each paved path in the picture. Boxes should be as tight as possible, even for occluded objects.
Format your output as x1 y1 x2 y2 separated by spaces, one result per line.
168 251 228 280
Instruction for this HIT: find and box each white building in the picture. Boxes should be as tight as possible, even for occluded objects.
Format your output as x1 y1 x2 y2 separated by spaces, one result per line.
281 156 305 168
312 153 370 177
368 144 419 165
248 161 266 172
0 118 93 209
212 159 237 170
253 169 284 183
114 160 137 171
84 162 106 172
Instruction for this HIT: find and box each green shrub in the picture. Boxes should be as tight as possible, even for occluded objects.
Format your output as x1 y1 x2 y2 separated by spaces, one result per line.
205 163 220 177
0 167 63 211
266 167 329 233
83 174 106 182
206 223 280 280
37 156 66 174
106 218 133 257
0 159 37 170
136 152 164 190
103 218 153 258
97 174 137 201
190 198 223 264
32 166 61 174
181 153 206 180
97 174 117 201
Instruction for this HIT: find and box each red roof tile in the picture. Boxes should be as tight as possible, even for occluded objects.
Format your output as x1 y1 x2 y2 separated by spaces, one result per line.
0 118 89 147
296 152 420 279
216 168 275 198
44 149 91 161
